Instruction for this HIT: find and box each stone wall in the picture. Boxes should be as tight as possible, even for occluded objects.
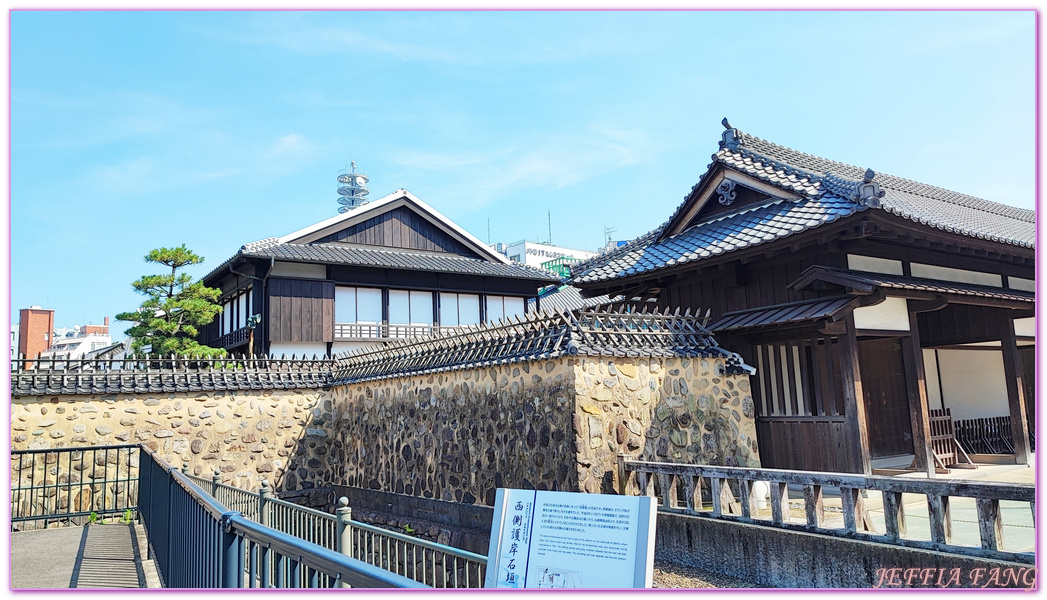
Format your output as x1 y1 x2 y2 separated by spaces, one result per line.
10 354 760 512
325 354 760 507
11 388 327 493
574 355 759 496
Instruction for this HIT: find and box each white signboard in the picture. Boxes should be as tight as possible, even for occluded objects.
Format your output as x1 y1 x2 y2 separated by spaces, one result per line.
484 489 657 589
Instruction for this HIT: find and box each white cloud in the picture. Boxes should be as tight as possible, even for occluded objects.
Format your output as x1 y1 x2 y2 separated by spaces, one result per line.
392 124 654 210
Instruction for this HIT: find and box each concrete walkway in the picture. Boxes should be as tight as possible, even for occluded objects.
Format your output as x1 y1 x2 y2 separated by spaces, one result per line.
11 524 161 589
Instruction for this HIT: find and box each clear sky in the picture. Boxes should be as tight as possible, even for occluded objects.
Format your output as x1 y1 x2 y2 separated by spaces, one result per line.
9 9 1036 339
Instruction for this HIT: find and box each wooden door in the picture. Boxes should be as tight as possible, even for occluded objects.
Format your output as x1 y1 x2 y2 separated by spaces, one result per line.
858 338 914 458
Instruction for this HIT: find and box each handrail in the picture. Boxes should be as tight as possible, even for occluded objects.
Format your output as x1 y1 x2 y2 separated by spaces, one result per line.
228 515 427 588
139 446 425 588
194 475 488 587
347 517 487 564
619 456 1035 564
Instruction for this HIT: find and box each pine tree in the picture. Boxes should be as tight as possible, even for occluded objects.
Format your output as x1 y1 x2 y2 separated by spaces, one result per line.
115 245 225 357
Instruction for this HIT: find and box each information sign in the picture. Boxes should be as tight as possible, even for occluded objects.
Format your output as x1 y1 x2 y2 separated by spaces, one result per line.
483 489 657 589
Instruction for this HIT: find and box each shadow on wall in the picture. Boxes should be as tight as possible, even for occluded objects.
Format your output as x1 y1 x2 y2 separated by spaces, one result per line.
279 359 580 508
275 355 761 510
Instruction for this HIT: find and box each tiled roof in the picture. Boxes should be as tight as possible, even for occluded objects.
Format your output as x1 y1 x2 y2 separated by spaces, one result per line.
10 357 334 397
709 297 858 332
527 285 620 313
791 266 1035 304
571 195 861 284
570 126 1034 286
332 307 752 383
205 242 560 283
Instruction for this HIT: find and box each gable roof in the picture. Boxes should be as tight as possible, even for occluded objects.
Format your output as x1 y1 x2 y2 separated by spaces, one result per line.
570 123 1035 286
203 188 558 284
277 189 510 264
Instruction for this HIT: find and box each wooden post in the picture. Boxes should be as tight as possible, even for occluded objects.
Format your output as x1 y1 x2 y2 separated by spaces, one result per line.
904 304 936 477
804 484 824 527
999 314 1031 466
839 315 872 475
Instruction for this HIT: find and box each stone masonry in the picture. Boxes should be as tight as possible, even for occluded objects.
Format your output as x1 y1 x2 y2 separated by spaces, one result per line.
11 354 759 511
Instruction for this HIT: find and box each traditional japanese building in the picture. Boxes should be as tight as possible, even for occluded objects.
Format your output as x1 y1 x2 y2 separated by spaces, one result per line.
200 189 559 357
570 120 1035 475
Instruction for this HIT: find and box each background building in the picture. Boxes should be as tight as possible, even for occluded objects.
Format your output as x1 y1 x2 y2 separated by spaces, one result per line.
496 240 596 269
17 306 54 361
38 318 112 361
199 186 559 357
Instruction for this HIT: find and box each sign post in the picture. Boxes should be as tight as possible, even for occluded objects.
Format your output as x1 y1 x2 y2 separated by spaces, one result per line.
484 489 657 589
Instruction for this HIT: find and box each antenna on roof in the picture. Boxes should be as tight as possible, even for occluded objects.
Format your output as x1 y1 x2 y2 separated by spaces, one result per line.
336 160 370 214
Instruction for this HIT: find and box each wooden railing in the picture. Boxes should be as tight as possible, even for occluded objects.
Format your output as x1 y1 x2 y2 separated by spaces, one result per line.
333 323 465 341
209 326 251 350
956 415 1035 455
618 456 1035 564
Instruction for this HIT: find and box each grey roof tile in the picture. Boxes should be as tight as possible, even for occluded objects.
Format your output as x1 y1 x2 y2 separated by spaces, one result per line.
527 285 620 313
572 196 861 285
333 307 748 383
234 243 560 282
570 127 1034 286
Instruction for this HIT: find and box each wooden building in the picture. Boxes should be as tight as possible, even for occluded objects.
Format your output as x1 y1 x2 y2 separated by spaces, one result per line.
570 121 1035 475
200 189 559 357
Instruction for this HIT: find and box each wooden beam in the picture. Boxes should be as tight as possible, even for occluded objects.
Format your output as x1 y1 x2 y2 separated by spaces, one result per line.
903 306 935 478
839 314 872 475
908 296 948 314
999 315 1032 466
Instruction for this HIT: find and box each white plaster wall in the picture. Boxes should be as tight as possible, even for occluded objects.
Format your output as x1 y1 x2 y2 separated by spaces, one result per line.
852 297 910 331
936 348 1009 420
910 263 1002 287
269 262 327 279
923 349 943 410
331 341 384 356
1014 317 1035 338
269 341 329 358
846 254 903 275
1008 277 1035 292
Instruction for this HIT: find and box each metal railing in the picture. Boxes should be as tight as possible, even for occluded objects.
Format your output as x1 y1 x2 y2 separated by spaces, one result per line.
139 449 425 588
618 456 1035 564
341 501 487 588
186 471 487 587
11 445 140 530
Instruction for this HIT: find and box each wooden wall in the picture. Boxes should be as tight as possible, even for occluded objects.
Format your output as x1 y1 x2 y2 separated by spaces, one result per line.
268 278 334 343
315 206 481 257
659 254 829 321
743 333 860 473
919 304 1014 347
755 418 855 472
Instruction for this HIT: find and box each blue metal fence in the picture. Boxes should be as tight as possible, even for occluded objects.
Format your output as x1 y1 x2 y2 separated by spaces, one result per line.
11 444 140 530
137 448 426 588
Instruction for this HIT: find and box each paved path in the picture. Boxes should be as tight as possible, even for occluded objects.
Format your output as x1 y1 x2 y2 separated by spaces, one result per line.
11 524 156 589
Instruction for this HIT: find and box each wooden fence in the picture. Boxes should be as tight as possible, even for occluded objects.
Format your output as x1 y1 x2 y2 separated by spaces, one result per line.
955 415 1035 455
618 456 1034 564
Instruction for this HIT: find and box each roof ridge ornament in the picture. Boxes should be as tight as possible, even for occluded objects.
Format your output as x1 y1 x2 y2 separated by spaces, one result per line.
821 168 885 208
719 117 741 151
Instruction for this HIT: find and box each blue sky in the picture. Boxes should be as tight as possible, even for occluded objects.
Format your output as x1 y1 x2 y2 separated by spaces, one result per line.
9 10 1036 339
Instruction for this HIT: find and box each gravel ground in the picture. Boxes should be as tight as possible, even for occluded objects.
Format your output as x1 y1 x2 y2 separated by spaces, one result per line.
652 560 763 588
